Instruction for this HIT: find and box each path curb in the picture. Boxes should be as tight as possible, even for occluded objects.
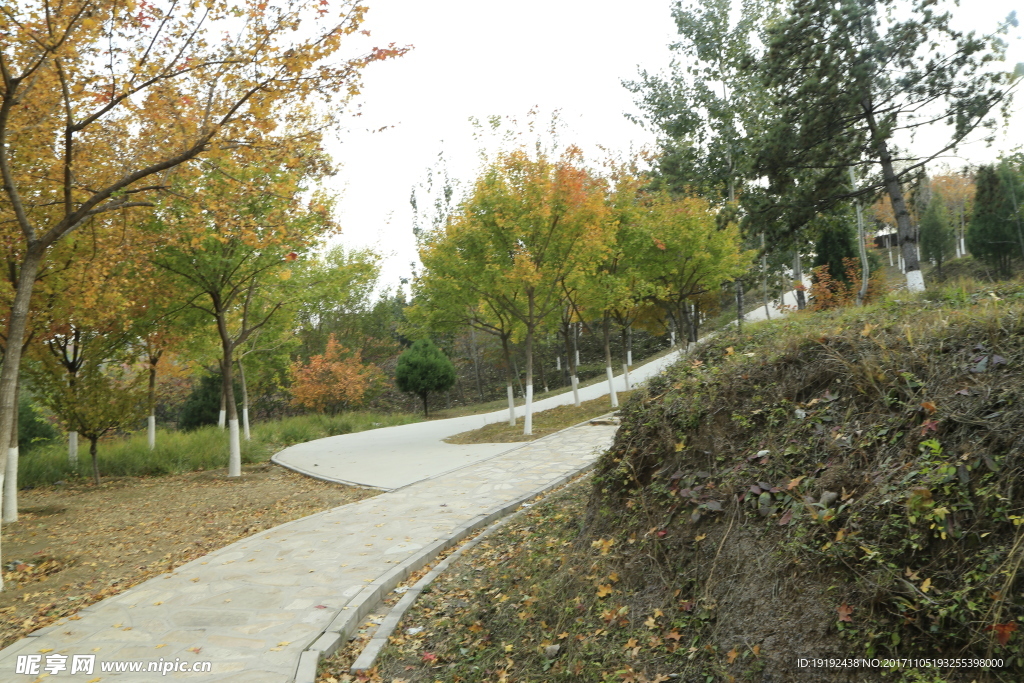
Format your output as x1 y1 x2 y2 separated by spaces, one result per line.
344 464 593 675
292 430 606 683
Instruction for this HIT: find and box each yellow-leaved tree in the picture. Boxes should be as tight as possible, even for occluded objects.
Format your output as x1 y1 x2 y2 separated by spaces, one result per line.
0 0 407 587
439 145 611 435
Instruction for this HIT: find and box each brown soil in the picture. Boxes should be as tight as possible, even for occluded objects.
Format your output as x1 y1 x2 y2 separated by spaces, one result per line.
0 462 377 648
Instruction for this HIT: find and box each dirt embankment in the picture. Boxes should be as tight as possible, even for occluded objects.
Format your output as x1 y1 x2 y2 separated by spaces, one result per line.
368 283 1024 683
584 285 1024 681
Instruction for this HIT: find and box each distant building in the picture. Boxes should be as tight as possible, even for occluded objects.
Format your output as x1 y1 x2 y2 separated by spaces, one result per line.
874 227 898 249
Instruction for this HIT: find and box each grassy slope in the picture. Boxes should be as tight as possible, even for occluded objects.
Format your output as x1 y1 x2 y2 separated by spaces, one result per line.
20 412 420 488
443 392 632 444
363 279 1024 683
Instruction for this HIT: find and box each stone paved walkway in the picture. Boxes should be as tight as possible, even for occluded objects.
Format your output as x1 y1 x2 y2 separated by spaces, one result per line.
0 422 618 681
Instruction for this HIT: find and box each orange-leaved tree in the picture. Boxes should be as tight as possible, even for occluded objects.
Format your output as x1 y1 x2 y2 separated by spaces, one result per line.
0 0 407 585
289 335 384 415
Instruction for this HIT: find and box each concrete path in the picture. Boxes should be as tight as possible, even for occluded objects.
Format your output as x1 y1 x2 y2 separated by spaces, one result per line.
0 422 618 682
273 295 789 490
272 345 679 490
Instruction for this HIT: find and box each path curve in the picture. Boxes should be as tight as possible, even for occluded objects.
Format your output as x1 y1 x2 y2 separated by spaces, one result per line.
272 295 789 490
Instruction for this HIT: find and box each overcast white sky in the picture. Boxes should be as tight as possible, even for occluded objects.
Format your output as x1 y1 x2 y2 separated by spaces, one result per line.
321 0 1024 294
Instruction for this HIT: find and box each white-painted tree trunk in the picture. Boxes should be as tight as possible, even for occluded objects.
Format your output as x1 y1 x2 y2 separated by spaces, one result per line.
147 415 156 450
905 269 926 293
3 447 17 523
626 325 633 366
506 383 516 426
556 355 561 371
228 419 241 477
622 363 631 390
524 384 533 436
68 431 78 467
888 248 894 267
606 366 619 408
670 330 676 347
6 387 18 522
237 359 251 440
570 375 580 407
218 409 226 429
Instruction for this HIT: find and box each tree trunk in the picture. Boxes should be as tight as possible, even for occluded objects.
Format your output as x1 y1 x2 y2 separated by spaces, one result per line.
561 320 580 407
0 250 45 581
537 338 547 397
3 378 19 523
866 105 924 291
90 437 101 486
501 335 516 425
736 279 744 333
524 329 534 436
147 353 159 450
217 374 226 430
68 370 79 466
237 358 251 441
421 392 429 418
761 233 771 320
794 252 806 310
573 322 580 367
850 167 870 306
627 325 633 366
523 292 535 436
960 211 967 258
215 316 241 477
69 431 78 467
470 327 484 402
602 315 618 409
679 303 692 350
512 356 525 398
620 324 631 390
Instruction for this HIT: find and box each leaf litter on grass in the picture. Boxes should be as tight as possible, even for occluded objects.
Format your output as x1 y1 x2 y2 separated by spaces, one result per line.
0 462 377 647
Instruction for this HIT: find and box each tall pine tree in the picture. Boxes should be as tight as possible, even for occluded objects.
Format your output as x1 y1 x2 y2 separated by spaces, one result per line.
920 192 956 280
753 0 1015 292
968 165 1021 277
